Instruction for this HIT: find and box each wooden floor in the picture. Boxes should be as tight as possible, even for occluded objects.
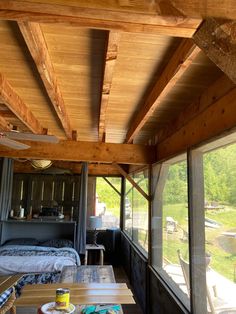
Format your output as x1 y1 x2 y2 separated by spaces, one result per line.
14 266 143 314
113 266 144 314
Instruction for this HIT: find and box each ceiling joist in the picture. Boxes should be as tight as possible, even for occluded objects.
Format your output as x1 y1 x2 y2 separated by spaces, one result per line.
0 73 44 134
18 21 73 139
0 1 201 38
99 31 120 142
0 140 156 165
14 161 123 176
125 39 201 143
194 18 236 84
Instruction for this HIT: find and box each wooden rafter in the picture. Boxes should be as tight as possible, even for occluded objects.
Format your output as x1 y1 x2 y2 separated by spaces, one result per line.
0 1 201 38
125 39 201 143
0 140 156 165
18 21 73 139
0 73 43 134
194 18 236 84
99 31 120 142
157 78 236 161
113 163 150 201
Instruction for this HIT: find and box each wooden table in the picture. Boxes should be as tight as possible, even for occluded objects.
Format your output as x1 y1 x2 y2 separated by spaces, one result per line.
15 266 133 313
0 275 22 314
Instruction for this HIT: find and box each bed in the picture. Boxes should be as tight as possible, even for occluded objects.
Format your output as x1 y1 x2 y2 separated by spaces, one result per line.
0 238 81 309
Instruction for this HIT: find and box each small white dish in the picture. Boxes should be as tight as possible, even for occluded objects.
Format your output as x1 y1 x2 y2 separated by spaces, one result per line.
40 302 75 314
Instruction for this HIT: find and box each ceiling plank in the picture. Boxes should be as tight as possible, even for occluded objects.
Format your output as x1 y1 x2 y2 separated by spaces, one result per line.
13 161 122 176
0 73 44 134
18 21 73 139
0 1 201 38
157 80 236 161
194 18 236 84
0 140 156 165
113 162 150 201
125 39 201 143
99 31 120 142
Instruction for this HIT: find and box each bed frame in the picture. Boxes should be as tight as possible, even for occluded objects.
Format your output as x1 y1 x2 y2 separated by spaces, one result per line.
0 220 76 247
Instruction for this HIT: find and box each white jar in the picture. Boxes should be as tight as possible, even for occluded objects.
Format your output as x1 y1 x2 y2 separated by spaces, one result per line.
19 207 24 218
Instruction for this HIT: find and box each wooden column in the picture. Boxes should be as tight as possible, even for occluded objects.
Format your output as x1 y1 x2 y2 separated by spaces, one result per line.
120 177 125 231
187 149 207 313
151 163 169 268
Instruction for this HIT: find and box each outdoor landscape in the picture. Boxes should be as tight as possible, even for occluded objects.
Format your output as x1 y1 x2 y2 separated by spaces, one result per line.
96 143 236 283
163 143 236 283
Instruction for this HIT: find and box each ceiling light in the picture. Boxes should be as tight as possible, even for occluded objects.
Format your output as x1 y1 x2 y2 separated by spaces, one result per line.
31 159 52 169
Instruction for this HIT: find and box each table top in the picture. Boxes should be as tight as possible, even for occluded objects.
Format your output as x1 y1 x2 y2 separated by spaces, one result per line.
60 265 115 284
0 274 22 294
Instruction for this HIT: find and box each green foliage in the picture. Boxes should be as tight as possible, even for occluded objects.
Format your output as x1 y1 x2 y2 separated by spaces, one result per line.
163 161 188 204
204 144 236 205
96 177 121 217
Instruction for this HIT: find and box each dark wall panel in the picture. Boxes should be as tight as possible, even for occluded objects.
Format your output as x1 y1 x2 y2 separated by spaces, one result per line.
120 233 131 277
149 267 187 314
131 247 147 313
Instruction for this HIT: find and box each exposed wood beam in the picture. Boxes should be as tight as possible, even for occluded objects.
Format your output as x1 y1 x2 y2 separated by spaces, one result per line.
99 31 120 142
0 1 201 38
13 161 123 176
125 39 201 143
194 18 236 84
0 114 12 131
0 140 156 165
155 75 235 144
18 21 73 139
157 80 236 161
0 73 44 134
162 1 236 20
113 162 150 201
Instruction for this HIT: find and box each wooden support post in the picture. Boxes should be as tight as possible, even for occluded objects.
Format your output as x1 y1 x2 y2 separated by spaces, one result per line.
151 163 169 268
188 149 207 313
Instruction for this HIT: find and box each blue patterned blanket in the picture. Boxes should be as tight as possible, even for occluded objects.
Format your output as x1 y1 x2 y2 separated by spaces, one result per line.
0 245 80 307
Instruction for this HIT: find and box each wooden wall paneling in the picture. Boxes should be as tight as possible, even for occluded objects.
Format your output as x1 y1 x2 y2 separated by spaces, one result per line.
72 176 81 220
63 176 74 217
12 174 24 213
41 175 54 207
26 175 33 219
31 175 44 214
130 247 147 313
53 177 64 208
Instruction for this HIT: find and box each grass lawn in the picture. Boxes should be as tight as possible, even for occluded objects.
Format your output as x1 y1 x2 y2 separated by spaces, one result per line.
162 203 236 282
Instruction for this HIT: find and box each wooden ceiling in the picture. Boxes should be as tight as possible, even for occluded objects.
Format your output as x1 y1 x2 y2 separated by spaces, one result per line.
0 1 235 174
